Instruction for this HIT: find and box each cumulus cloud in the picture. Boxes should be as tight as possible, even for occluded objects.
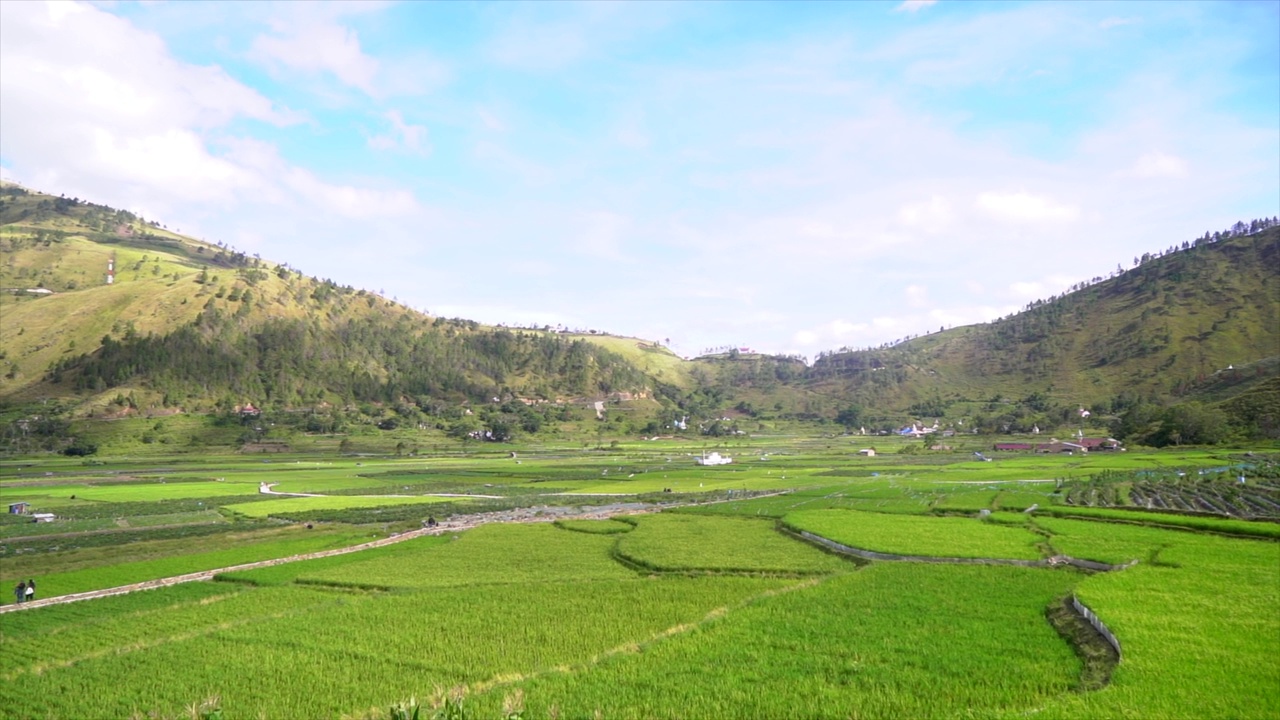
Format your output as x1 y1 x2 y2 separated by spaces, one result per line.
251 19 380 95
0 2 294 212
0 1 422 232
975 191 1079 223
248 5 446 99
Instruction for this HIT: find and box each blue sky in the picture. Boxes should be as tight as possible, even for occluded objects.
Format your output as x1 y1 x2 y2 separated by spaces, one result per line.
2 0 1277 358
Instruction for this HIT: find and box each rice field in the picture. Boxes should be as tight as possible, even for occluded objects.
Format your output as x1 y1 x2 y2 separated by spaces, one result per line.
222 493 455 519
614 513 853 574
1 443 1276 718
784 508 1046 560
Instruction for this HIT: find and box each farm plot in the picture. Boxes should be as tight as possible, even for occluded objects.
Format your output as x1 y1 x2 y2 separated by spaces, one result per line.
7 478 260 503
554 518 636 534
614 513 853 575
2 567 789 718
1030 521 1280 719
462 564 1082 719
222 494 455 518
679 480 936 518
1034 516 1179 565
288 523 638 589
0 525 377 603
785 509 1045 560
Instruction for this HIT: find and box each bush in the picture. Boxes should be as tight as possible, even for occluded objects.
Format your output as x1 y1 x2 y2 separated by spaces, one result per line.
62 441 98 456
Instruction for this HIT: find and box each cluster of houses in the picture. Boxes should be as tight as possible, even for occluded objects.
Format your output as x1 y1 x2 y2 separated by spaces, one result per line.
994 438 1123 454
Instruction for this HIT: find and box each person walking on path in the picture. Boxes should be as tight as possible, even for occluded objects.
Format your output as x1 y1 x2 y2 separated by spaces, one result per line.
25 579 35 602
14 581 25 604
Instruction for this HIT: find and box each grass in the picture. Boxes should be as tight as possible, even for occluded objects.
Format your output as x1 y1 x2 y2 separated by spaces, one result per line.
553 518 636 534
291 523 638 589
2 443 1278 718
0 525 377 602
614 513 853 575
1029 519 1280 719
222 493 455 519
465 564 1082 719
1 545 786 718
784 508 1045 560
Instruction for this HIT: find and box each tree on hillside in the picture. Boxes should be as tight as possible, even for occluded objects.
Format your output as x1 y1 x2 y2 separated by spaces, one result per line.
836 404 864 432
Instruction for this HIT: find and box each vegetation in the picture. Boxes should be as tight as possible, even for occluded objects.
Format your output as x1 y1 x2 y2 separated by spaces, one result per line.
1 440 1278 718
785 508 1046 560
1 182 1277 717
3 183 1276 456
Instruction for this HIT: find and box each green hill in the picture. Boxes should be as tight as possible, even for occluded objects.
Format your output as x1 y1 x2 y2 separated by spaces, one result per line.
2 182 1275 450
0 185 658 422
800 227 1279 419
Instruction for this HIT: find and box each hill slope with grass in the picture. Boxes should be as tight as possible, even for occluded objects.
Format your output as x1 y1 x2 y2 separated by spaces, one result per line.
797 227 1278 414
0 185 660 421
2 182 1275 447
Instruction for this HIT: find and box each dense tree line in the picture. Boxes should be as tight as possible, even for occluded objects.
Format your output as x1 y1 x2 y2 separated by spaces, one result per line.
50 310 651 410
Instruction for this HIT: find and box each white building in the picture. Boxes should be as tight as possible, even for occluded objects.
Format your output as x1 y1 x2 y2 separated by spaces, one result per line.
696 452 732 466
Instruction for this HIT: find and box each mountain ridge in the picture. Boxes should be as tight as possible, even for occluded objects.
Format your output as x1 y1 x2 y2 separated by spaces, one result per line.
2 183 1277 445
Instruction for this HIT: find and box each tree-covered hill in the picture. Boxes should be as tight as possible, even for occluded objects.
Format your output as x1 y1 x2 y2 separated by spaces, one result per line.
0 184 653 416
799 224 1278 419
2 180 1275 450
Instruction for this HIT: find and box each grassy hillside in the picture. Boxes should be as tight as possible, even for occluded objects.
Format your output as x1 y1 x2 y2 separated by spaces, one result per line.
805 228 1279 414
0 186 659 424
2 182 1274 449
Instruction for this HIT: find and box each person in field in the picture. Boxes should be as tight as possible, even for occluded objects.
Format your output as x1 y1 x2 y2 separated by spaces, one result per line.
25 579 35 601
14 581 25 604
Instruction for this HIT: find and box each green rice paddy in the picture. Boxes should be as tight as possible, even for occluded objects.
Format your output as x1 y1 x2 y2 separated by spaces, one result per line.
1 440 1276 718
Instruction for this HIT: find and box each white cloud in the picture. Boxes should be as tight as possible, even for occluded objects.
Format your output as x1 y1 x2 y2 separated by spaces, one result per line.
367 110 430 154
249 9 446 99
0 1 422 229
251 20 378 95
792 329 819 346
0 1 293 213
1129 151 1189 179
898 195 953 233
283 168 419 220
905 284 929 308
975 191 1079 223
1006 275 1078 302
897 0 938 13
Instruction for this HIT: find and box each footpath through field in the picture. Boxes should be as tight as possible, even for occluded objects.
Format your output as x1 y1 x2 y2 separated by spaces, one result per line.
0 492 785 614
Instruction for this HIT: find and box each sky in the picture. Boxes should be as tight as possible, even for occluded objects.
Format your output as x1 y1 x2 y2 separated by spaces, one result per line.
2 0 1277 359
